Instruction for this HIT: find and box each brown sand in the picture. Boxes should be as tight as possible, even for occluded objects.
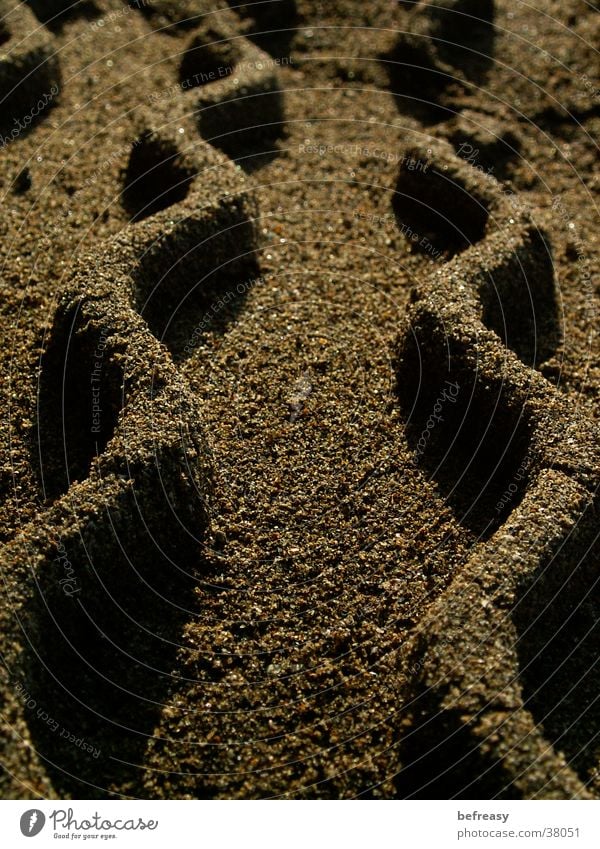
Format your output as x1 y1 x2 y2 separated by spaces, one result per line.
0 0 598 799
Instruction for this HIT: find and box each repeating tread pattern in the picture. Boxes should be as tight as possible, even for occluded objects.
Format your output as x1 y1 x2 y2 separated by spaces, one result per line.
0 0 598 802
180 11 285 157
0 118 258 797
395 140 599 798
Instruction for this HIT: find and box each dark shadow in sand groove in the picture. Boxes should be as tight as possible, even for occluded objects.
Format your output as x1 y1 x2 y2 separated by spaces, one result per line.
397 328 533 539
177 25 286 167
394 709 521 800
479 228 562 369
429 0 496 82
195 99 286 167
133 242 261 363
36 304 124 503
381 40 457 127
392 160 561 368
381 1 496 125
20 496 202 798
121 131 196 224
26 0 101 30
226 0 299 59
512 515 600 790
0 20 9 47
392 160 489 258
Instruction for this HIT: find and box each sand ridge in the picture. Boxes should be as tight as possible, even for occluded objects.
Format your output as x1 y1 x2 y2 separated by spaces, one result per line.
0 0 598 799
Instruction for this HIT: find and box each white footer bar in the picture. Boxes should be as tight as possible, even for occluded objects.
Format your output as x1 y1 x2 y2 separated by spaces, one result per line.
1 800 598 847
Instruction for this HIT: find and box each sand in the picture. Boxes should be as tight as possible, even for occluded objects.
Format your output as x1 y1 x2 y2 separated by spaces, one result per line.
0 0 598 799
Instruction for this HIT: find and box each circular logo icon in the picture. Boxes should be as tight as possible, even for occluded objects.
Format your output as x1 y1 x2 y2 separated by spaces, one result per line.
20 810 46 837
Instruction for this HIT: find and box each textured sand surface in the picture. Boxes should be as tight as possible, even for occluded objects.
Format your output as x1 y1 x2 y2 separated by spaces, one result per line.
0 0 598 799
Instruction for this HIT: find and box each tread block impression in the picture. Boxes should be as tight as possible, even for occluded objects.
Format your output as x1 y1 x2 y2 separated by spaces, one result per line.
512 513 600 792
24 344 210 795
119 122 259 355
426 0 496 70
397 309 533 537
393 146 490 258
36 121 241 508
381 36 457 123
477 227 561 368
393 142 561 368
122 129 196 222
181 17 284 158
0 1 61 134
21 476 203 797
226 0 298 57
398 471 599 799
37 304 124 502
382 0 495 121
393 142 562 534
